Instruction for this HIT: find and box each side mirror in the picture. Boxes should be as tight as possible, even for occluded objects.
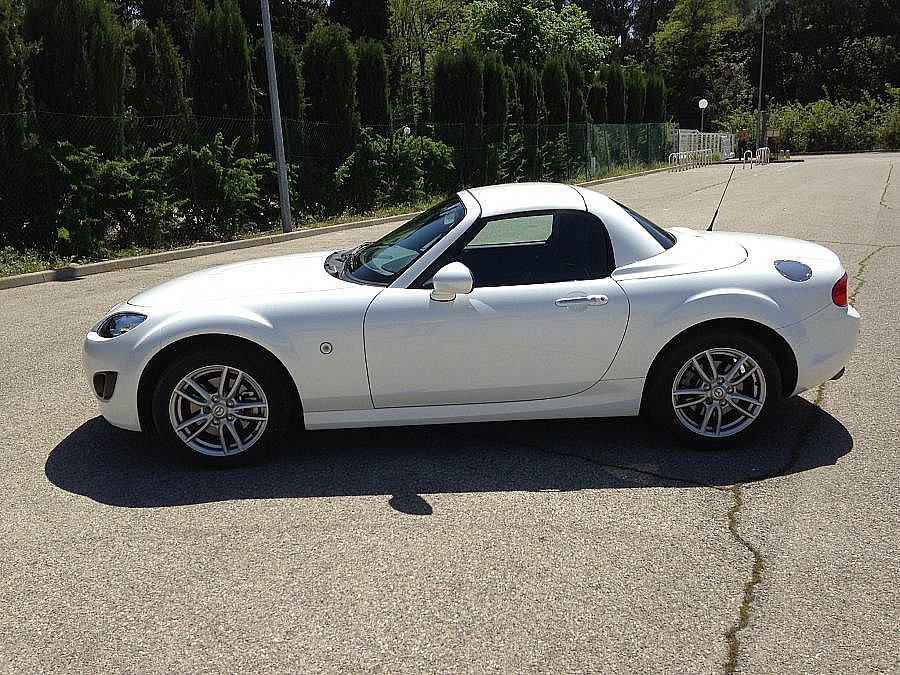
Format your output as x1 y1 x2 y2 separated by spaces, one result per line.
430 262 474 302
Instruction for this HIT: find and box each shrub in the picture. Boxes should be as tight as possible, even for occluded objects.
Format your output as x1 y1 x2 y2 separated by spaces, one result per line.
171 134 272 242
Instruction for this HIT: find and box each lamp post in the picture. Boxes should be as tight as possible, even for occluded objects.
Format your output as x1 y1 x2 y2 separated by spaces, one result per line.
699 98 709 133
756 0 767 150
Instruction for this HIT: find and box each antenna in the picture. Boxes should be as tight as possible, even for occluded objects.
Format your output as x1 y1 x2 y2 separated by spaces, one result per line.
707 166 736 232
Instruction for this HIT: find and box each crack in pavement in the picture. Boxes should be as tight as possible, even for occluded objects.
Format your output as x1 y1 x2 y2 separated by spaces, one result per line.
722 383 826 674
880 162 893 208
468 238 890 672
722 237 889 673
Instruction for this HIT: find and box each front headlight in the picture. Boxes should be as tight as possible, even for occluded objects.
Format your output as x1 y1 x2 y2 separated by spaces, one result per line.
95 312 148 338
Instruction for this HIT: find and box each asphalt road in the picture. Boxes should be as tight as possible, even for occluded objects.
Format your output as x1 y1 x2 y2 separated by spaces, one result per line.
1 154 897 673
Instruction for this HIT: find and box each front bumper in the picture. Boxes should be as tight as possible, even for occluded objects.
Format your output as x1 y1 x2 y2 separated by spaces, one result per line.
83 328 153 432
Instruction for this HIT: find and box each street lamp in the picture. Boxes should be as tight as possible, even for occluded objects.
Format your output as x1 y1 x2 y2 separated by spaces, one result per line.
756 0 767 150
699 98 709 133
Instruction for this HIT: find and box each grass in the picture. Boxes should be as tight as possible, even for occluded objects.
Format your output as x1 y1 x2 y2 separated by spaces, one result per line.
0 247 66 277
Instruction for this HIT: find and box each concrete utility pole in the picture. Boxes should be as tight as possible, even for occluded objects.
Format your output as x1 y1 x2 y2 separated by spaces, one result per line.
261 0 292 233
756 0 767 150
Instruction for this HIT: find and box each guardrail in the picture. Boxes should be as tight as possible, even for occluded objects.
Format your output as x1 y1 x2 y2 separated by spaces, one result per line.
668 149 715 171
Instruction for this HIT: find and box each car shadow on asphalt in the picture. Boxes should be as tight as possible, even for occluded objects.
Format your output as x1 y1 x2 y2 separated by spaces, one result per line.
46 397 852 511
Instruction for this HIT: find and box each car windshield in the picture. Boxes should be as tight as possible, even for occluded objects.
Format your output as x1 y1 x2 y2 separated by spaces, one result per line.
346 196 466 284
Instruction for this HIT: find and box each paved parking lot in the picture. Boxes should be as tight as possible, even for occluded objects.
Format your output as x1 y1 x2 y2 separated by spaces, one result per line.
1 154 897 673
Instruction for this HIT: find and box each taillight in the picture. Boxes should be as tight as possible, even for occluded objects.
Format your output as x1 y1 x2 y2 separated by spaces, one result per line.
831 273 848 307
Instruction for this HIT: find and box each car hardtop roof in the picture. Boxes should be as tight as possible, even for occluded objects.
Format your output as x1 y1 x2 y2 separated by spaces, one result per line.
464 182 586 218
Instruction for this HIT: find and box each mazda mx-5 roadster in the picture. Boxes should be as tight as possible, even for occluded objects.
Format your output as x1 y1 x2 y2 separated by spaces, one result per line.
84 182 860 464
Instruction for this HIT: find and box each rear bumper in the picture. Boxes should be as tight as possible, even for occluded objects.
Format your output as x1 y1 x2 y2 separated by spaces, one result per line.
781 303 860 395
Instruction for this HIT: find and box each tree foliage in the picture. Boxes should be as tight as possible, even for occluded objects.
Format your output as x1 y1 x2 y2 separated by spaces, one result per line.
457 0 614 72
131 0 198 56
514 62 544 124
329 0 388 40
648 0 734 128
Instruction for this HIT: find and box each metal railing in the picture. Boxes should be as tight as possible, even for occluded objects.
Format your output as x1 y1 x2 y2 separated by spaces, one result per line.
674 128 735 158
668 148 714 171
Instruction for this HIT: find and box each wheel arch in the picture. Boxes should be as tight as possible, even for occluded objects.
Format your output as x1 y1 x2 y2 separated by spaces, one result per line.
640 318 798 414
137 334 302 434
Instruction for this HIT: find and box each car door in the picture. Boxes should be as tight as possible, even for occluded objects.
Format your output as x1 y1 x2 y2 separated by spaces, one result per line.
363 210 630 408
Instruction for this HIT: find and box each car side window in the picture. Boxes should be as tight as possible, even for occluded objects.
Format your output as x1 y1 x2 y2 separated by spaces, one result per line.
456 210 611 287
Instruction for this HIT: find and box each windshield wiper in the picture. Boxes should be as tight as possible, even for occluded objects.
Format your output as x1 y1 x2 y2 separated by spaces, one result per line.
325 242 373 278
343 241 372 274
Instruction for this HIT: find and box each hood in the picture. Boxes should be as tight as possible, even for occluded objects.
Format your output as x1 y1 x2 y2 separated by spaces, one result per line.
128 251 353 308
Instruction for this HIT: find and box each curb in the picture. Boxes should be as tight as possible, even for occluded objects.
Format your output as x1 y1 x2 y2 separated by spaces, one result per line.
0 166 675 291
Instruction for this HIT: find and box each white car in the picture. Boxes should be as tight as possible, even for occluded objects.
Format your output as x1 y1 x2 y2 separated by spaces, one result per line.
84 183 860 464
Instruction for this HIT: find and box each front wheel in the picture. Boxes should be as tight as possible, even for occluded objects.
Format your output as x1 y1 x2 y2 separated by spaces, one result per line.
647 333 782 449
151 347 292 465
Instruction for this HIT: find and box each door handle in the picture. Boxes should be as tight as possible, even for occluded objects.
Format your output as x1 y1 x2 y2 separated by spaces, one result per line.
554 294 608 307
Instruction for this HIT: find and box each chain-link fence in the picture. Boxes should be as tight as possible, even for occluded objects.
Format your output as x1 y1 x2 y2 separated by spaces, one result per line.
0 111 675 257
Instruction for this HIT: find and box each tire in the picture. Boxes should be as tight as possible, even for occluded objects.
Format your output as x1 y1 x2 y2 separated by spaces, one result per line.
647 332 782 449
151 346 292 466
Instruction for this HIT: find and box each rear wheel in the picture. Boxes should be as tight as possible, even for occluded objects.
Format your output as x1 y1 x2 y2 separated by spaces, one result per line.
647 333 782 449
151 347 291 465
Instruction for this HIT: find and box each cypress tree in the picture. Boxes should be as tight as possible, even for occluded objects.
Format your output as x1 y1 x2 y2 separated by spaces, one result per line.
355 37 390 127
24 0 127 151
192 0 256 150
253 33 304 158
587 81 608 124
542 56 569 125
431 46 483 125
140 0 197 57
0 0 28 155
254 34 304 121
644 71 667 122
624 67 646 123
301 22 358 163
603 64 627 124
192 0 255 118
482 52 508 126
514 62 543 124
129 21 188 117
564 56 588 124
513 61 543 179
